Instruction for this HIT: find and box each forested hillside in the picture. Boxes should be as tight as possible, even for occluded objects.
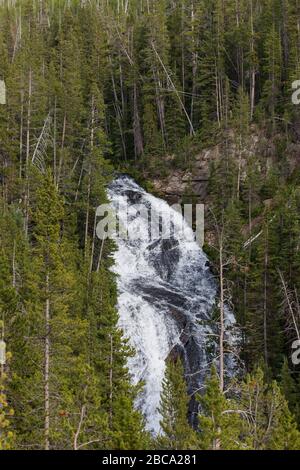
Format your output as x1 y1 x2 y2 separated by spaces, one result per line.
0 0 300 451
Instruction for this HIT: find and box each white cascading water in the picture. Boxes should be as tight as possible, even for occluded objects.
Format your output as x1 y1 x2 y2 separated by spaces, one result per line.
108 175 236 433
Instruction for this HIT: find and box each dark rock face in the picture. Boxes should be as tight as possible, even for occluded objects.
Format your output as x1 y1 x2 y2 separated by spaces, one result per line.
150 127 282 206
124 189 143 204
167 339 203 427
147 238 180 281
136 281 188 311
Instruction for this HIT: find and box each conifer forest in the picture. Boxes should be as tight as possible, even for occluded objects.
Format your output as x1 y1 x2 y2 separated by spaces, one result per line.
1 0 300 454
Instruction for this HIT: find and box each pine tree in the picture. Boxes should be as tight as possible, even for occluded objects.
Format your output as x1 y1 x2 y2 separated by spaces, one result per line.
156 358 197 450
0 367 15 450
1 0 300 451
86 263 149 450
260 1 282 132
198 365 244 450
268 381 300 450
280 358 300 426
238 367 300 450
8 170 109 450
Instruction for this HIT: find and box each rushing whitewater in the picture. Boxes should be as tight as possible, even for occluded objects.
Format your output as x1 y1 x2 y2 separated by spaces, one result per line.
108 175 236 433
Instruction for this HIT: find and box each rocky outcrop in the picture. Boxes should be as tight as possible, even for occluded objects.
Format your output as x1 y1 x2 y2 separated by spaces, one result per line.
151 126 300 204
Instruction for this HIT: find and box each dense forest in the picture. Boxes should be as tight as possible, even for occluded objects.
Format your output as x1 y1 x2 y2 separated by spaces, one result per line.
1 0 300 451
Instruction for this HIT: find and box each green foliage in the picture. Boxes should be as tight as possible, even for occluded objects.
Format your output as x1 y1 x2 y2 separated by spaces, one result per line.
198 366 300 450
280 359 300 427
0 381 14 450
0 351 15 450
0 0 300 451
237 367 300 450
198 366 244 450
156 358 197 450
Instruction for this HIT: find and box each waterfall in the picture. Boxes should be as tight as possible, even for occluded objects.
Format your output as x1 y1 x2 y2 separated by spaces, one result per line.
108 175 236 434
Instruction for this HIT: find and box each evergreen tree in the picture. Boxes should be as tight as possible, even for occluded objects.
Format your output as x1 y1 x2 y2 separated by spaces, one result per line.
0 323 14 451
238 367 300 450
280 358 300 426
268 381 300 450
198 365 244 450
156 358 197 450
0 370 14 450
1 0 300 451
87 268 149 450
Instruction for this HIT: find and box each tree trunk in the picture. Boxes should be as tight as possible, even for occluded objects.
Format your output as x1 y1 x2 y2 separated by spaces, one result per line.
109 333 113 429
219 242 225 393
84 96 95 254
44 272 50 450
57 112 66 189
53 97 57 186
12 240 16 289
190 1 197 129
110 63 127 160
19 90 24 178
250 0 256 120
133 81 144 159
237 134 242 199
263 225 268 366
24 68 32 237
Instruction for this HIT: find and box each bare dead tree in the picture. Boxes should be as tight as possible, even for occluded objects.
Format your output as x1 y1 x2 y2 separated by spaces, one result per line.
278 269 300 343
151 41 195 137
